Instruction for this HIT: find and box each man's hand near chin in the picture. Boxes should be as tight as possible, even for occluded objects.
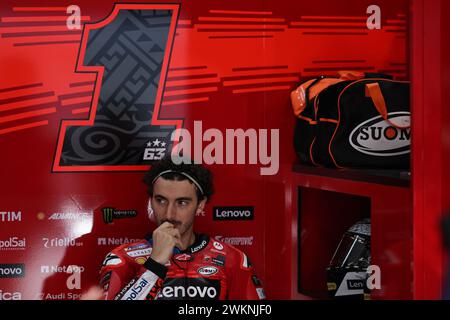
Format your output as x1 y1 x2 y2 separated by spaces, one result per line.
150 221 182 265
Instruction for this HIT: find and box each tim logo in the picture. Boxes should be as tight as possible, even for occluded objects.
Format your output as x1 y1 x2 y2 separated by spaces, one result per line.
349 112 410 157
0 211 21 222
53 4 180 172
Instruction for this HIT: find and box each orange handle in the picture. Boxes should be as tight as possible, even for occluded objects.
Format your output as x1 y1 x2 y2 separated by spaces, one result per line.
365 83 410 129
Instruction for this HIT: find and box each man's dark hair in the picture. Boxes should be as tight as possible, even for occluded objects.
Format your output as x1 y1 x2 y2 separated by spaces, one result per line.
143 156 214 203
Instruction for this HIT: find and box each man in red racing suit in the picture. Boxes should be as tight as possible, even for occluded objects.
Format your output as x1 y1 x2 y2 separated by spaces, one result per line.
100 233 265 300
99 157 265 300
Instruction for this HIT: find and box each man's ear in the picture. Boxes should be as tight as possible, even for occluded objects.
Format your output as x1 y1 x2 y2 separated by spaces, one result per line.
147 198 156 222
196 198 207 215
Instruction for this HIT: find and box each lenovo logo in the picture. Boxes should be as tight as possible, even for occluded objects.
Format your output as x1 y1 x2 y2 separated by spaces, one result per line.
158 285 218 299
0 264 25 278
157 278 221 300
213 206 254 221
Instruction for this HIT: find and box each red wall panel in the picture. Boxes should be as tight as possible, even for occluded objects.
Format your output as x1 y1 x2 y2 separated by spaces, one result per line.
0 0 409 300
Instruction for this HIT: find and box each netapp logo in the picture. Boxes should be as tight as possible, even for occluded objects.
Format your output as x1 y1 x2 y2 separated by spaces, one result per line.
102 207 137 224
0 237 26 250
0 290 22 300
42 237 83 248
0 211 21 222
214 236 253 246
213 207 254 221
0 264 25 278
98 237 140 246
41 265 85 273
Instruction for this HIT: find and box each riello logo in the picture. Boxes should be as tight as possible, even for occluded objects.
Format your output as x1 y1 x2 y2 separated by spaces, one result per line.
349 112 410 157
42 237 83 248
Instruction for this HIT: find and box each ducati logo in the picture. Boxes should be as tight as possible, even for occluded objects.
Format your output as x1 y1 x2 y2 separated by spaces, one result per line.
213 242 224 251
349 112 410 157
175 254 192 262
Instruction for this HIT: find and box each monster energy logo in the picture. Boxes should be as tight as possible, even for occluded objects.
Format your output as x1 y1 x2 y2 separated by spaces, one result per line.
102 208 138 224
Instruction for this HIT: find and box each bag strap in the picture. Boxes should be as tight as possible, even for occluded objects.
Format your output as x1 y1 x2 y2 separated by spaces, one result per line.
365 82 410 129
291 76 327 117
337 70 365 80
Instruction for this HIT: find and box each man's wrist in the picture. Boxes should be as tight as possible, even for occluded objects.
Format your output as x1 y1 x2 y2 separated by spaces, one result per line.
149 253 167 265
144 256 169 279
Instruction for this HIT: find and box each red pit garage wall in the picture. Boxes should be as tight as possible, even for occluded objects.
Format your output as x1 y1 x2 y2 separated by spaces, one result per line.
0 0 409 300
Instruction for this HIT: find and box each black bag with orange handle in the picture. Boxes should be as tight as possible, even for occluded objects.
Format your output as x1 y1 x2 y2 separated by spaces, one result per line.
292 71 410 169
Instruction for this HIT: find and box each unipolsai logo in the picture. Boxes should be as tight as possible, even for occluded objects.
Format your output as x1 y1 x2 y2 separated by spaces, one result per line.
0 237 26 251
349 112 410 157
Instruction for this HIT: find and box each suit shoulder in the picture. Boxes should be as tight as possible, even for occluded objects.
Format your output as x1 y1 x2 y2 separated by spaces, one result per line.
101 239 151 270
210 238 253 269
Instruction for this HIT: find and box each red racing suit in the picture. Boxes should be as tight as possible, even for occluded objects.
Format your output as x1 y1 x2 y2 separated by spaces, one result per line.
99 233 265 300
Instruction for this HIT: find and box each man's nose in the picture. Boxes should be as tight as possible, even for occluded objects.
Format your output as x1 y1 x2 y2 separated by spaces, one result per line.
165 202 177 220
